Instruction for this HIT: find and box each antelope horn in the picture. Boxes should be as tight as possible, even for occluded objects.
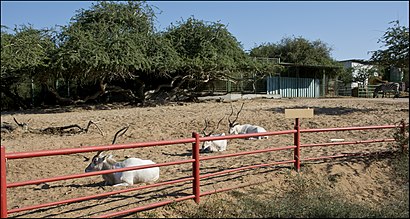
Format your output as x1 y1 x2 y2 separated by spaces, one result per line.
228 103 235 125
215 115 225 131
210 115 225 135
229 103 244 126
112 125 129 145
202 119 210 136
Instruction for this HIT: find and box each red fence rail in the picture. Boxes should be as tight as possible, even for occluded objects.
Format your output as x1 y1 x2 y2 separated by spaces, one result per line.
0 119 407 218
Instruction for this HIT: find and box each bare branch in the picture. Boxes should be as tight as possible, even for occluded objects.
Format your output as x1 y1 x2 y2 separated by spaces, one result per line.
1 122 17 133
85 120 105 136
12 119 104 136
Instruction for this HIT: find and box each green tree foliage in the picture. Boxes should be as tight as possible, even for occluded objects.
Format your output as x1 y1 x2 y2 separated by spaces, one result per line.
163 17 251 80
353 66 377 85
249 36 342 83
161 16 281 94
55 1 158 83
338 67 355 86
370 20 409 87
1 26 15 76
250 36 338 66
48 1 184 104
370 20 409 69
1 25 55 79
1 25 55 109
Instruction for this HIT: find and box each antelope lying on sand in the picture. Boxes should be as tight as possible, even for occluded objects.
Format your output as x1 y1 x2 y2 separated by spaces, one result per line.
84 126 160 186
228 103 268 140
85 152 160 186
200 116 228 153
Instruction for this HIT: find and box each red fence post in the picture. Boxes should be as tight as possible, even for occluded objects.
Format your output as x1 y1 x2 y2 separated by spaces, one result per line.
293 118 301 172
1 146 7 218
192 132 200 204
400 119 407 153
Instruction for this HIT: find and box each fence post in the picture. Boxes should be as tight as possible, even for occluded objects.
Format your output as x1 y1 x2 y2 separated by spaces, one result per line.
192 132 200 204
400 119 407 153
293 118 301 172
1 146 7 218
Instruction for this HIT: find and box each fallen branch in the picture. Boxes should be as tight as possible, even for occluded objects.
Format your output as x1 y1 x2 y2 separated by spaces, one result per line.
13 117 104 136
1 122 18 133
41 120 104 135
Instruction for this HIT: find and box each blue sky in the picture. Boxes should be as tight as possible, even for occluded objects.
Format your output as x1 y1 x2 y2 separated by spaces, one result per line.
1 1 409 61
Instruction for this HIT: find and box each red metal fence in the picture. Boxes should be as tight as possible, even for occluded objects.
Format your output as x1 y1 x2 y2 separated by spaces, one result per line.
0 119 407 218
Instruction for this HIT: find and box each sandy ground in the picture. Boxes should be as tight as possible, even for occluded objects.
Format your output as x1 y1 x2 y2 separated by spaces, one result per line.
1 97 409 218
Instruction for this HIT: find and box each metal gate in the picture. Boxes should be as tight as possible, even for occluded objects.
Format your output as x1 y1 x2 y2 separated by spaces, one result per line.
267 76 320 98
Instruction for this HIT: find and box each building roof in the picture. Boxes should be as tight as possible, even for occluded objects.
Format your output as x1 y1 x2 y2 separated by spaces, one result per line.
338 59 372 65
279 62 342 69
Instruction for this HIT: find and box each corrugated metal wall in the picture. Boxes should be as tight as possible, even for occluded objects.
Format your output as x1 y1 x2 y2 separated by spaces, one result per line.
267 76 320 98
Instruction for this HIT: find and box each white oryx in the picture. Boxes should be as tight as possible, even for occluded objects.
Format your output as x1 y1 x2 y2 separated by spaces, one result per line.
200 116 228 153
85 152 160 186
84 126 160 186
228 103 268 140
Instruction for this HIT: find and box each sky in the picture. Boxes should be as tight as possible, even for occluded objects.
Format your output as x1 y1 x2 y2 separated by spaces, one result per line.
1 1 409 61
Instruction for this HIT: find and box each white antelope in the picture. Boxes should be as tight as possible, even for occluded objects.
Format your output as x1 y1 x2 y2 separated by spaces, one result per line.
200 116 228 153
228 103 268 140
85 152 160 186
84 126 160 186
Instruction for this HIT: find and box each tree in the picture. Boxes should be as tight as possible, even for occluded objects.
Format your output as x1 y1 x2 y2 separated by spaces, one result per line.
250 36 338 66
1 25 55 109
352 66 378 86
370 20 409 89
163 17 250 81
2 1 288 108
52 1 162 104
370 20 409 69
161 17 280 97
338 67 355 87
57 1 157 79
